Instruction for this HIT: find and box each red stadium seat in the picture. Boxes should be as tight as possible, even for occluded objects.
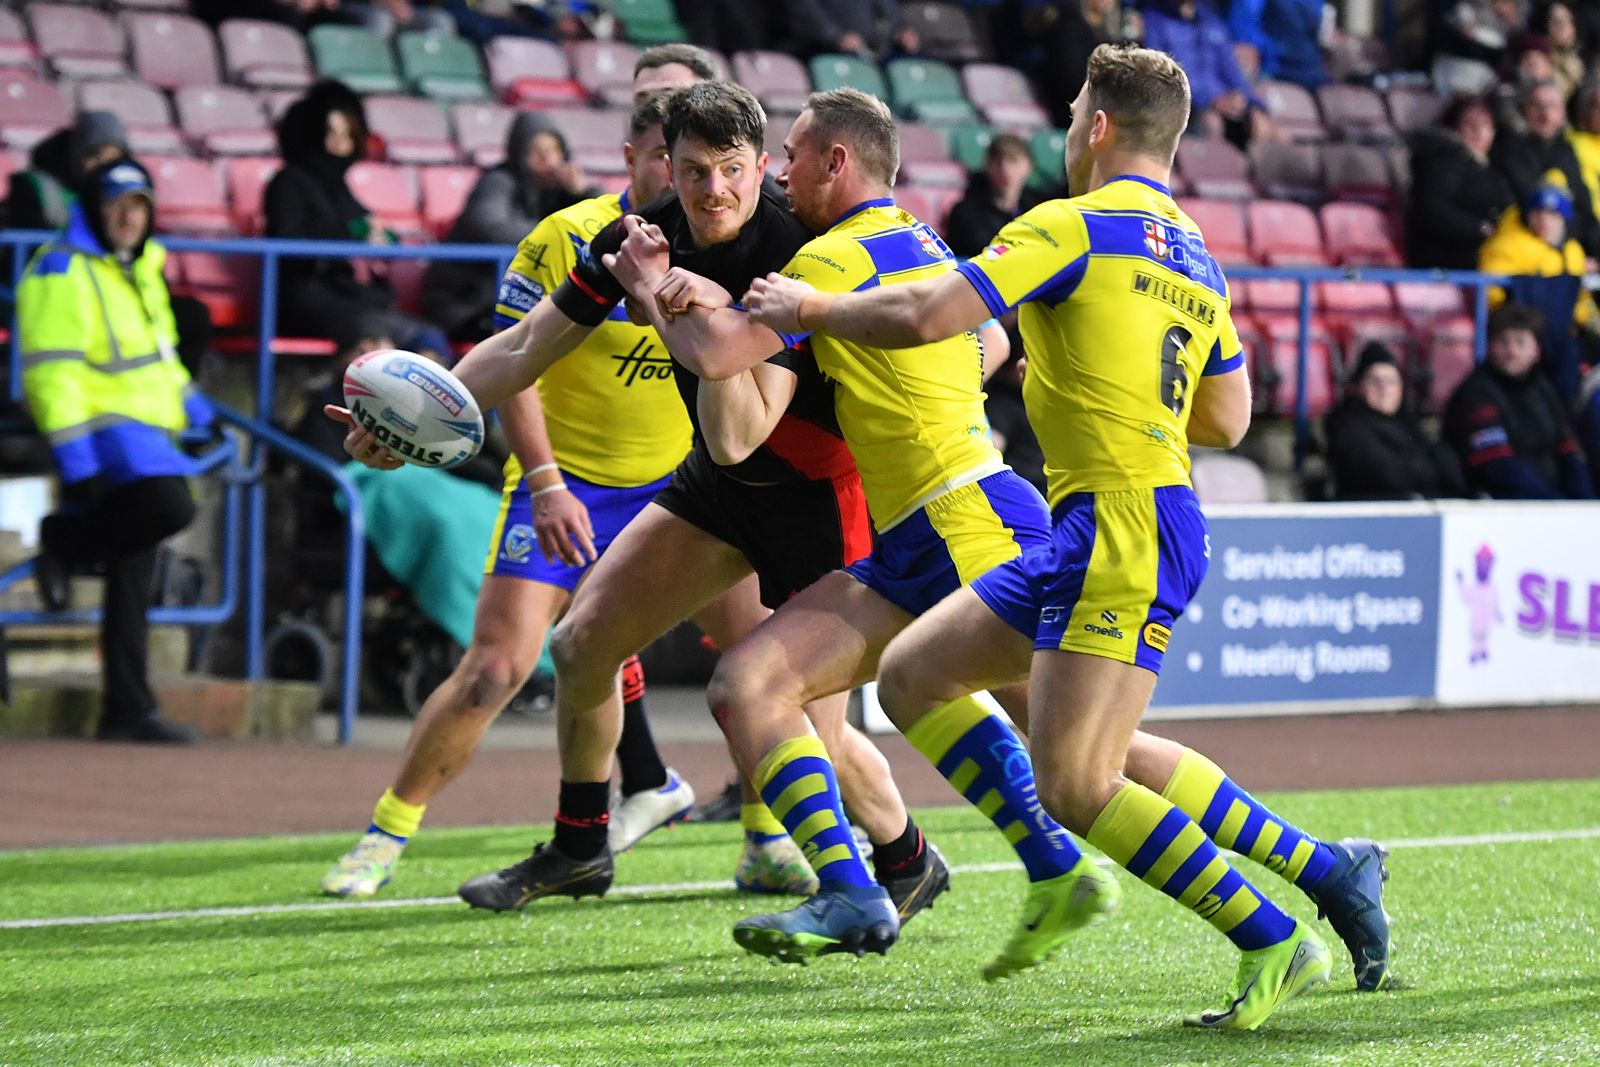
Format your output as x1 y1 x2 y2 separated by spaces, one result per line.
960 62 1048 130
168 250 258 328
545 106 629 157
1316 84 1396 143
572 147 628 178
0 146 27 188
896 121 964 188
364 94 458 165
1238 277 1307 315
78 78 185 156
346 160 423 238
895 184 961 236
255 87 301 122
1320 143 1397 208
485 36 579 103
1180 198 1251 266
1255 312 1338 416
1258 80 1325 142
1320 202 1402 266
27 2 128 79
451 100 513 168
420 164 478 238
1249 141 1323 205
1190 452 1269 504
1316 279 1395 316
0 72 71 150
1393 281 1468 324
174 85 274 157
222 154 280 235
125 11 220 90
1175 138 1252 201
566 40 640 108
733 50 811 115
0 10 37 72
1246 200 1328 266
218 19 313 89
1334 314 1420 382
1385 86 1446 134
147 156 231 234
1421 315 1477 414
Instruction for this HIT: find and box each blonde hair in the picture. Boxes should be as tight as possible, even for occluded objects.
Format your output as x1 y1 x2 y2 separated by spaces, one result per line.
802 88 900 186
1084 44 1191 162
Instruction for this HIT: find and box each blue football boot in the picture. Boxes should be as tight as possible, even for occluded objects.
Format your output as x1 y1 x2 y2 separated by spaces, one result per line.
732 883 899 964
1308 838 1393 990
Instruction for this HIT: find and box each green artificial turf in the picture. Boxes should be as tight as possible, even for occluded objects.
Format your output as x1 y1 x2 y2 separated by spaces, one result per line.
3 779 1598 1066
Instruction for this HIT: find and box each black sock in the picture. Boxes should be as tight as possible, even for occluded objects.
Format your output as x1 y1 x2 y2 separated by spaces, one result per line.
554 780 611 859
614 654 668 796
872 817 926 882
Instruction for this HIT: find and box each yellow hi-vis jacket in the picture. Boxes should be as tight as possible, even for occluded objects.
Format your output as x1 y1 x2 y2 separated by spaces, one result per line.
18 205 207 488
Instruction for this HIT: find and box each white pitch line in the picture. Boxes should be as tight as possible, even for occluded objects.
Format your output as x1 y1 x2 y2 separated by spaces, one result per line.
3 825 1598 932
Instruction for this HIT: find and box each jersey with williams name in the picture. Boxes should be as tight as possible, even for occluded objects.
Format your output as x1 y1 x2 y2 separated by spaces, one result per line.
497 190 691 488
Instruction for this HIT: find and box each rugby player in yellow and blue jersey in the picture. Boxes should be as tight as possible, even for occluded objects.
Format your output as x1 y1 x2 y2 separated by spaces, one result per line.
322 93 705 898
747 46 1393 1027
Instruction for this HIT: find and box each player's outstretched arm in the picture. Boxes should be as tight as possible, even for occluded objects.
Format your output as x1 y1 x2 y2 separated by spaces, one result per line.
1187 366 1252 449
698 362 800 466
747 270 991 349
452 298 591 413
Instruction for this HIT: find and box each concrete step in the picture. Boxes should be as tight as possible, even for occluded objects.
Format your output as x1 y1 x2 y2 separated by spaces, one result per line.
0 673 319 740
0 576 104 614
0 528 25 570
1 625 189 676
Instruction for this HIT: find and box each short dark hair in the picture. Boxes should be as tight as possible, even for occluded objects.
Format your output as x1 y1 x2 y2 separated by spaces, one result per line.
634 43 720 81
1487 301 1546 341
802 88 899 185
662 81 765 155
985 132 1031 166
631 91 672 138
1084 44 1191 162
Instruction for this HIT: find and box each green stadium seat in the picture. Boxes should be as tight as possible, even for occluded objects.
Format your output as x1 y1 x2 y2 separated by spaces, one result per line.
1029 127 1066 187
949 124 994 172
885 57 977 126
808 53 889 102
308 24 402 94
615 0 689 46
396 31 490 100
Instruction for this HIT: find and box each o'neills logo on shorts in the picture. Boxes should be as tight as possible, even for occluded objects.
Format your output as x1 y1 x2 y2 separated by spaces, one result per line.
1143 623 1171 652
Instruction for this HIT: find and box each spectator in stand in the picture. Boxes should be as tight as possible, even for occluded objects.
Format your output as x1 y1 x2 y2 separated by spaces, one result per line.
1567 75 1600 209
1324 343 1467 500
944 133 1046 258
673 0 775 55
786 0 921 59
1444 302 1594 499
1407 96 1514 269
1140 0 1277 146
1431 0 1526 96
265 80 449 361
1479 176 1599 332
7 112 129 233
1538 2 1585 100
1224 0 1330 91
421 113 599 340
341 0 456 37
1022 0 1130 128
1491 79 1600 259
17 158 214 744
192 0 342 28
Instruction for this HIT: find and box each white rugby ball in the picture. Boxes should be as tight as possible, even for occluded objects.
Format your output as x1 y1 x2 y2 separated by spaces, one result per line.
342 349 484 469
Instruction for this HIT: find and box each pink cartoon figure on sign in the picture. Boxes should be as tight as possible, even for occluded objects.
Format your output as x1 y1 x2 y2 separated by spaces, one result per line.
1456 544 1502 664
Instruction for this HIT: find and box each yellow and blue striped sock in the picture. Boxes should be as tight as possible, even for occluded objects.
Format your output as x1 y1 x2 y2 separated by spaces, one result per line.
370 789 425 844
755 736 874 889
1089 782 1296 951
1162 748 1337 891
740 801 788 844
906 696 1080 881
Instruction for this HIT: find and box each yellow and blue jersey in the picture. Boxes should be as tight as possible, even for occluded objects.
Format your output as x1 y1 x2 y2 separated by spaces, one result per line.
496 190 692 489
954 175 1245 510
774 198 1003 531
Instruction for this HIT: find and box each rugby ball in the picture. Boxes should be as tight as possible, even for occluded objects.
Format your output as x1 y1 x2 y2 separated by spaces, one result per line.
342 349 484 469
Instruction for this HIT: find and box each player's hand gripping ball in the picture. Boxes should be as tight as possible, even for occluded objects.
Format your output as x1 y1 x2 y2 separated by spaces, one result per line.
341 349 484 468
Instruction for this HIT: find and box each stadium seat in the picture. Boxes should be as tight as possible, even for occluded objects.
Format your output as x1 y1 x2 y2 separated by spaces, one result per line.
1421 315 1477 413
222 154 279 234
1255 312 1337 416
147 156 231 234
1246 200 1328 266
77 78 185 156
901 1 987 63
364 94 458 165
1393 281 1468 324
106 0 186 10
1320 143 1397 208
307 24 402 94
948 123 992 172
732 50 811 115
808 53 889 101
1175 138 1252 201
218 19 313 89
0 72 71 150
886 57 978 126
1028 127 1066 188
1316 83 1396 143
1248 141 1323 205
1385 86 1446 134
567 40 640 108
396 31 489 100
1190 451 1269 503
1316 279 1395 317
419 163 479 239
0 9 37 72
613 0 688 46
346 160 423 238
483 36 583 106
1321 202 1402 266
896 121 964 188
450 100 513 167
545 106 629 157
0 146 27 187
255 87 301 122
174 85 274 157
1325 31 1391 82
896 183 961 235
571 146 628 179
960 63 1048 130
27 3 128 79
1257 80 1324 142
1334 315 1420 385
125 11 220 90
168 250 258 329
1386 144 1410 195
1179 198 1251 265
1237 277 1306 315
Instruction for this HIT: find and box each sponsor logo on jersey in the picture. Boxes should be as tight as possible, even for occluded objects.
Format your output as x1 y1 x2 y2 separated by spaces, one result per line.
983 243 1011 259
1143 622 1171 652
380 358 468 417
503 522 534 562
498 271 544 314
610 338 674 385
1101 609 1118 625
1083 616 1125 640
